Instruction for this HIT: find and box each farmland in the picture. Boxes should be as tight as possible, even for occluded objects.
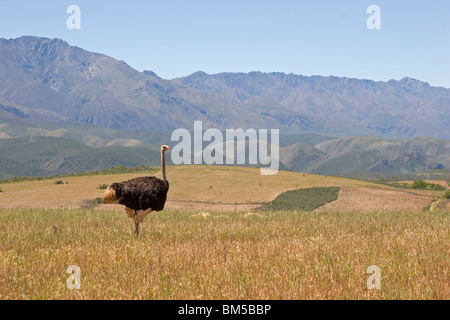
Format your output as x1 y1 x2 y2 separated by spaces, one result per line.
0 165 448 299
0 165 442 212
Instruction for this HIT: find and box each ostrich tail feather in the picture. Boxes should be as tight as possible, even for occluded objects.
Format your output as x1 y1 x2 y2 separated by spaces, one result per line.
103 187 117 204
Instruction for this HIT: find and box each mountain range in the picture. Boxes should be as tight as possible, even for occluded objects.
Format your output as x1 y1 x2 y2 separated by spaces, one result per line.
0 36 450 179
0 36 449 139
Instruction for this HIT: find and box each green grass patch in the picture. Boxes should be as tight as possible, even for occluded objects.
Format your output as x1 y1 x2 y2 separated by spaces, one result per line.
263 187 340 211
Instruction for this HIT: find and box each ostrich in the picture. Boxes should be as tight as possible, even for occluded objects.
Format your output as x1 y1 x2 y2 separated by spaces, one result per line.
102 145 170 236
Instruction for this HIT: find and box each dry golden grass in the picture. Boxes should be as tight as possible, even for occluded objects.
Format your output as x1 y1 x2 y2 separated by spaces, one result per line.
0 166 448 300
0 208 448 300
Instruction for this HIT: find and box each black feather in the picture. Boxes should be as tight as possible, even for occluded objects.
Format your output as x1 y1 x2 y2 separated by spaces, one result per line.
110 176 169 211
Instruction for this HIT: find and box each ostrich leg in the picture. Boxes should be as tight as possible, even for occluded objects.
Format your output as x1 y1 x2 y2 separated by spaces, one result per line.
133 210 139 236
133 208 153 236
135 208 153 223
135 220 140 236
125 207 134 218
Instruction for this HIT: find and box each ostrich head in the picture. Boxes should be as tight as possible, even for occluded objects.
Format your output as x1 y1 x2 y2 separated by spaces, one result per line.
161 145 171 152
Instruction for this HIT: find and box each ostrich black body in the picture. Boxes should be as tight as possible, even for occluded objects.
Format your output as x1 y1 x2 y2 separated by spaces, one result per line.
110 176 169 211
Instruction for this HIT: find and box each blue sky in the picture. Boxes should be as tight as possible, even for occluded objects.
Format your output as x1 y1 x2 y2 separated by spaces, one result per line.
1 0 449 87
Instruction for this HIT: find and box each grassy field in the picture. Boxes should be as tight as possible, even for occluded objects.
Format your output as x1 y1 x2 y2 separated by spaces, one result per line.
0 166 448 299
0 207 448 299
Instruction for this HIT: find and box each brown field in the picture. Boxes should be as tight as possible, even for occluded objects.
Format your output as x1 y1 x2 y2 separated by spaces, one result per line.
0 165 443 212
316 187 434 212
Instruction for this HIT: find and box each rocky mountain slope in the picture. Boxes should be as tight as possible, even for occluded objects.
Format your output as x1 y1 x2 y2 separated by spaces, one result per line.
0 36 449 138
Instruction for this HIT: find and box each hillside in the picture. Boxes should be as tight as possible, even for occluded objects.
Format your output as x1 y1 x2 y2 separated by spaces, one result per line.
1 36 449 138
0 117 173 148
0 136 162 177
281 136 450 175
0 165 440 213
338 169 450 182
1 133 449 178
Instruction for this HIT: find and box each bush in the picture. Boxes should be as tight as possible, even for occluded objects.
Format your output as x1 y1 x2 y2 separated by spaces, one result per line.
444 191 450 199
429 183 445 191
98 184 109 190
94 197 104 204
0 187 2 193
411 180 427 189
55 180 65 185
411 180 444 190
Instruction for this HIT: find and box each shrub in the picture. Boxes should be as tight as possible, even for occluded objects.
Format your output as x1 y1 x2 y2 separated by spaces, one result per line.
429 183 445 191
0 187 2 193
411 180 427 189
94 197 104 204
55 180 65 185
444 191 450 199
411 180 445 190
98 184 109 190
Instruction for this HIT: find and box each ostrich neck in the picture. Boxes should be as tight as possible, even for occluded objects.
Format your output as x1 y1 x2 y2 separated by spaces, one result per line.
161 151 167 181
